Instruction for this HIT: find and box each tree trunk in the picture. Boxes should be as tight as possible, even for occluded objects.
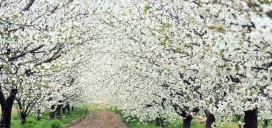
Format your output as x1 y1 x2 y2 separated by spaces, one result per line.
37 109 41 120
62 105 66 116
0 88 17 128
161 118 168 128
55 105 62 119
50 105 55 119
205 110 215 128
155 117 167 128
0 106 13 128
236 115 242 128
156 117 162 126
20 112 27 125
71 106 74 111
183 115 193 128
50 111 55 119
244 109 258 128
66 104 70 115
263 119 269 128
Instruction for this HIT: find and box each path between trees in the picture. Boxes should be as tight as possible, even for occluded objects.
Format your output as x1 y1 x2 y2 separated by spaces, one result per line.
67 111 127 128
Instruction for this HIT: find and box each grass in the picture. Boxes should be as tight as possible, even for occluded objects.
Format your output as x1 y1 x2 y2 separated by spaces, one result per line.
104 107 272 128
9 103 271 128
9 106 89 128
105 107 204 128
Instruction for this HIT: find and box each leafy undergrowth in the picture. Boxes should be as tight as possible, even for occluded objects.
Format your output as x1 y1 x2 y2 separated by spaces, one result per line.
10 106 88 128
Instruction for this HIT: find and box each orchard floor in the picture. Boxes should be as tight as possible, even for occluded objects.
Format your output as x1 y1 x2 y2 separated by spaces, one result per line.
68 111 127 128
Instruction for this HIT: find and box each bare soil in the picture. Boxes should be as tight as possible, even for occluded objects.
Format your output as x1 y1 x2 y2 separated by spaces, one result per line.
68 111 127 128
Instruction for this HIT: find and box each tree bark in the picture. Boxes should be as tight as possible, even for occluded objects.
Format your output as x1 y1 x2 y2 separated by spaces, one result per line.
0 88 17 128
66 104 70 115
71 106 74 111
183 115 193 128
55 105 62 119
20 112 27 125
17 100 27 124
205 110 215 128
37 109 41 120
263 119 269 128
155 117 167 128
50 105 56 119
62 105 66 116
0 105 13 127
244 109 258 128
1 105 13 128
161 118 168 128
156 117 162 126
50 111 55 119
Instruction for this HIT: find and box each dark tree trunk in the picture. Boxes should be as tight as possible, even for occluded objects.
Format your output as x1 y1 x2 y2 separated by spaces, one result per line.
161 118 167 128
37 109 41 120
66 104 70 115
205 110 215 128
62 105 66 116
1 106 13 128
20 112 27 125
236 115 242 128
55 105 62 119
0 88 17 128
263 119 269 128
50 106 55 119
17 101 27 125
71 106 74 111
155 117 167 128
156 117 162 126
244 109 258 128
183 115 193 128
50 111 55 119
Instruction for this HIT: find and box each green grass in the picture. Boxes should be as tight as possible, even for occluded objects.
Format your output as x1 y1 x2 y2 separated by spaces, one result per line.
106 108 205 128
124 117 204 128
105 107 272 128
61 107 88 124
10 106 89 128
54 104 272 128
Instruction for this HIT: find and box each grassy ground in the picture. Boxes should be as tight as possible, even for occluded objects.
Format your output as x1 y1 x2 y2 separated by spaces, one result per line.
7 106 88 128
103 108 234 128
11 103 268 128
105 108 205 128
59 105 272 128
103 107 271 128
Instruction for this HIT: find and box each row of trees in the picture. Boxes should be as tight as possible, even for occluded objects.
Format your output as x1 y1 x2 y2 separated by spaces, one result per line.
84 0 272 128
0 0 109 127
1 0 272 128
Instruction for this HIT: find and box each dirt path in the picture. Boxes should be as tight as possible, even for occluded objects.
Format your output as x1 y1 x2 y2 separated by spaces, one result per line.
68 111 127 128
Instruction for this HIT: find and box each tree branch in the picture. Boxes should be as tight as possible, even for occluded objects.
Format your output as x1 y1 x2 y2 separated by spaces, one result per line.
8 44 45 61
21 0 36 12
